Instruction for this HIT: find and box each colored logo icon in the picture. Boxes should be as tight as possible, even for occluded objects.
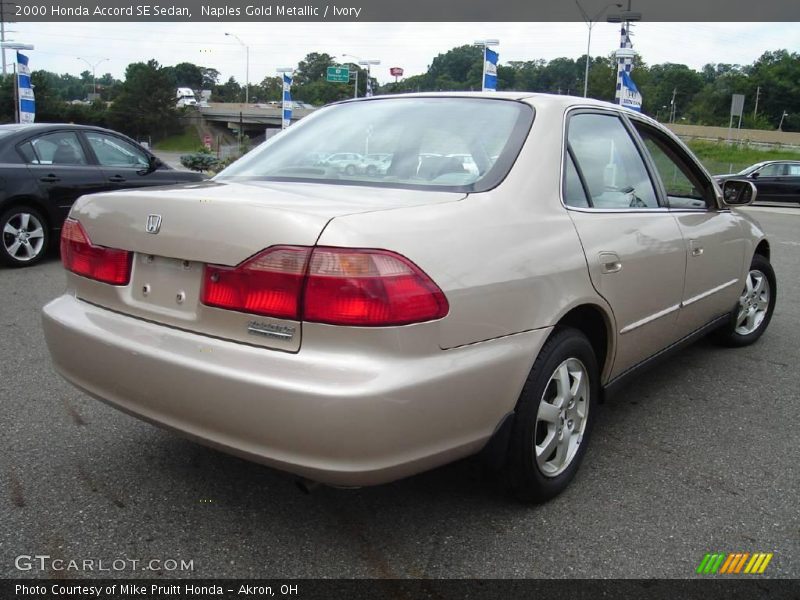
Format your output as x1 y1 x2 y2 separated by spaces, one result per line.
697 552 773 575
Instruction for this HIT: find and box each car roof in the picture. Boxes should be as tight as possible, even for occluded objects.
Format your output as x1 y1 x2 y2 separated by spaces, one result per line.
0 123 123 134
335 91 624 109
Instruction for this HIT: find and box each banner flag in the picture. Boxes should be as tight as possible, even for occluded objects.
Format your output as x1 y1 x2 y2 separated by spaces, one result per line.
17 52 35 123
482 47 498 92
281 72 293 129
614 25 642 112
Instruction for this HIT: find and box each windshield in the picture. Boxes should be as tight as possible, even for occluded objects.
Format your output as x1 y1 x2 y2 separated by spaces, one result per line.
216 97 533 192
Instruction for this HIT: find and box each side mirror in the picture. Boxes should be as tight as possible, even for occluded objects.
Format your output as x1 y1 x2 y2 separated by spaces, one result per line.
138 155 162 175
750 171 760 179
722 179 757 207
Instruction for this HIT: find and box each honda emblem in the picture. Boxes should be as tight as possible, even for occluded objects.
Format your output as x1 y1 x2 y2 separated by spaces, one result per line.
146 214 162 234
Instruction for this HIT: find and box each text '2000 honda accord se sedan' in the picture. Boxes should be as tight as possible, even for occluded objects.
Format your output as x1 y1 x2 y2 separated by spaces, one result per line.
42 93 775 502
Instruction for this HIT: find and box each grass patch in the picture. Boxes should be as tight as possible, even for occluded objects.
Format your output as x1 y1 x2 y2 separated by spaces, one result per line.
686 139 800 175
154 129 202 152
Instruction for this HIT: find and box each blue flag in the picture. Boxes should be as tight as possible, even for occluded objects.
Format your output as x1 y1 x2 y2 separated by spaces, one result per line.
17 52 35 123
282 72 293 129
620 71 642 112
483 48 498 92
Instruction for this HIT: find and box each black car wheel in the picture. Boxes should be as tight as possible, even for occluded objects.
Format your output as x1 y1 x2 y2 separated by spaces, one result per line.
502 327 599 503
0 206 49 268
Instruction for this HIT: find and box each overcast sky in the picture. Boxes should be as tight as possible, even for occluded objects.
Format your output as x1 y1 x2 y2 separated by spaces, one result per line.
6 22 798 85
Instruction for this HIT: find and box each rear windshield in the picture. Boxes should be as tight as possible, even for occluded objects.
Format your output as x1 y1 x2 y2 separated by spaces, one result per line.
216 97 533 192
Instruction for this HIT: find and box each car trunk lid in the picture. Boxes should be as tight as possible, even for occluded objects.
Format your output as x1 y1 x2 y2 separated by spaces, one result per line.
67 179 463 351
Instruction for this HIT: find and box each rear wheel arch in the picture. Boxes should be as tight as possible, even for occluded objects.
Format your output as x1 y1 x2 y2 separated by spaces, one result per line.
553 304 614 384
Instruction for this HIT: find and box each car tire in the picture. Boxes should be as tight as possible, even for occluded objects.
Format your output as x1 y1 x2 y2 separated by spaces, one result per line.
712 253 776 347
366 165 377 176
0 206 49 268
344 165 356 175
502 327 599 503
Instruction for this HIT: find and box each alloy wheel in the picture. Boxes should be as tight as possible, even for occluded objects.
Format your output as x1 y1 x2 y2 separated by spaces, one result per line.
2 211 46 262
534 357 590 477
735 269 770 336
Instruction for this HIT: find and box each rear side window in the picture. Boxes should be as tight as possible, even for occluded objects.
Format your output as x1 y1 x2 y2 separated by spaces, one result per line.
17 141 38 164
28 132 88 166
567 113 659 209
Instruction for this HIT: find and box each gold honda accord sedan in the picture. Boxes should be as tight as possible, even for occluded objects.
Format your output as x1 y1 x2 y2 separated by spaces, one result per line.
42 93 775 502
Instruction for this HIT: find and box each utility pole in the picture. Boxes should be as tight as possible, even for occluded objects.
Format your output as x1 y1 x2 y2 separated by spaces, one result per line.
753 86 760 120
1 2 5 77
670 88 677 123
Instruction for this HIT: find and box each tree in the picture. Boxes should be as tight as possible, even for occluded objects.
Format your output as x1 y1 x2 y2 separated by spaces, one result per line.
200 67 220 89
108 59 180 140
428 45 483 90
169 62 205 89
294 52 336 86
212 76 242 102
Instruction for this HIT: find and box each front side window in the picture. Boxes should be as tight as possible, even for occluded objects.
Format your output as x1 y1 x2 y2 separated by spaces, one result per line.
632 122 712 209
566 113 659 209
756 163 782 177
217 98 533 193
29 132 88 165
86 132 149 168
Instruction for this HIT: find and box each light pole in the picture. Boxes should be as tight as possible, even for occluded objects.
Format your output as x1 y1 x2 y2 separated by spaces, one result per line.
339 54 362 98
473 39 499 92
225 32 250 104
76 57 109 98
575 1 621 98
358 59 380 97
778 110 789 131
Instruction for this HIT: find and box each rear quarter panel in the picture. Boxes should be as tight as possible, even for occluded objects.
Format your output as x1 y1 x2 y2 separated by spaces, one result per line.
317 100 611 352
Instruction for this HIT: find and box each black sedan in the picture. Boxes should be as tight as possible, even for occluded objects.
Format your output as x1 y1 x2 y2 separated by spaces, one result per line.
715 160 800 205
0 123 206 267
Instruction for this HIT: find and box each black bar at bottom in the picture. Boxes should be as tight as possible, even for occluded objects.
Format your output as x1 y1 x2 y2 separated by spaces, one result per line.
2 579 799 600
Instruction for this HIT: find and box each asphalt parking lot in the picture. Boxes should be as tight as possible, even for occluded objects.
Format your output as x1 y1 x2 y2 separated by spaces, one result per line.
1 206 797 579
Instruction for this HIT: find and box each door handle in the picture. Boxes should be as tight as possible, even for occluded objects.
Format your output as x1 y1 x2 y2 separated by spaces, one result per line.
39 175 60 183
108 175 126 183
599 252 622 274
690 240 704 257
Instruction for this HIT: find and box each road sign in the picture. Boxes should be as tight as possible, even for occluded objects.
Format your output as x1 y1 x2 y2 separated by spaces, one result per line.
730 94 745 117
203 134 212 149
327 66 350 83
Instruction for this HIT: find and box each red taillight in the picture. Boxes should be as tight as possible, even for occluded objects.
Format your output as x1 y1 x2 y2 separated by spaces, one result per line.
304 247 449 326
201 246 311 319
201 246 448 326
60 219 132 285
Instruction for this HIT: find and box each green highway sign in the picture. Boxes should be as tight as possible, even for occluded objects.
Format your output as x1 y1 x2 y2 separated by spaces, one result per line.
326 66 350 83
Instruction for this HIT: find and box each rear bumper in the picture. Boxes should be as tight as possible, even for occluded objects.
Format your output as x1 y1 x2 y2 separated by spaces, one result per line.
42 294 550 486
